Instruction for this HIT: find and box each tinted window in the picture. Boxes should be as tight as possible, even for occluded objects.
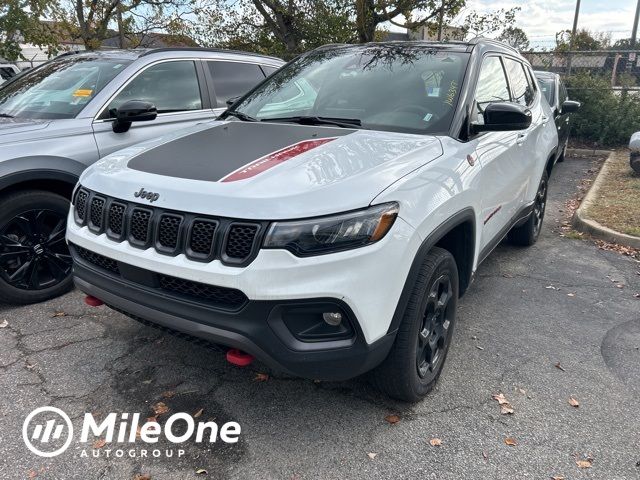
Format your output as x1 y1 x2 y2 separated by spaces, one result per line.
261 65 279 76
232 47 470 135
105 60 202 118
504 58 534 106
0 57 131 119
475 56 511 118
208 61 265 106
536 76 555 105
0 67 16 80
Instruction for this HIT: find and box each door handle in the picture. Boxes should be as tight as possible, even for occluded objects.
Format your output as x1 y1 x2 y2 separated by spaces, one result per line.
516 133 527 146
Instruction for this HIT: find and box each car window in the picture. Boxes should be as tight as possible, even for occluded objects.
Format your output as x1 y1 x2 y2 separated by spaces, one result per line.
503 58 534 106
0 67 16 80
104 60 202 118
474 56 511 119
207 61 265 106
232 47 470 135
261 65 279 76
536 76 555 105
559 80 569 103
0 57 131 120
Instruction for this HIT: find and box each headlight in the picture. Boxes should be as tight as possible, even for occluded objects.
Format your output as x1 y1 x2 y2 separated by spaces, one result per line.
263 202 399 256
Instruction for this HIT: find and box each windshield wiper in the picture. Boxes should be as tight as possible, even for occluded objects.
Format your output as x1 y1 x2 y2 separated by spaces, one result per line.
260 116 362 129
222 110 258 122
0 113 15 118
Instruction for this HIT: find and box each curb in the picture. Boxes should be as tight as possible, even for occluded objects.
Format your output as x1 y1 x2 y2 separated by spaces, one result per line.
567 148 612 157
572 151 640 249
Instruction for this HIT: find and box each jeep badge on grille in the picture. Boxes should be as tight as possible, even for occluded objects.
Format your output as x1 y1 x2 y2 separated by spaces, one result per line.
134 188 159 203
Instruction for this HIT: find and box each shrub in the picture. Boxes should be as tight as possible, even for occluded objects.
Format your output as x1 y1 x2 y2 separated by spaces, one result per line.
565 73 640 147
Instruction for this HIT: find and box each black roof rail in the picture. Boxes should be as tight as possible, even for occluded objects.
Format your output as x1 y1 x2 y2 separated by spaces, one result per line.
138 47 283 62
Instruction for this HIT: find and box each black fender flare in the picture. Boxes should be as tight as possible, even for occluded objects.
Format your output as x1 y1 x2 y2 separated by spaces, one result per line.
386 208 476 335
0 156 86 193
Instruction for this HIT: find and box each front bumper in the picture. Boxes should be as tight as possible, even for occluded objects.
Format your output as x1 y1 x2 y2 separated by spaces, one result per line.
67 213 421 380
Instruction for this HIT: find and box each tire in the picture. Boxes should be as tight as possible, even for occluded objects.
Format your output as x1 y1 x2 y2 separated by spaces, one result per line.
370 247 459 402
0 190 73 304
508 170 549 246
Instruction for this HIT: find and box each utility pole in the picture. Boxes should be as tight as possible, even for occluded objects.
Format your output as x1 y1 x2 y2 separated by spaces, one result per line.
567 0 581 76
437 0 445 41
631 0 640 48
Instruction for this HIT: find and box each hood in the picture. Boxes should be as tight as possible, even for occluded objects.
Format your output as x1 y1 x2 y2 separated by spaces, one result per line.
81 121 443 219
0 117 50 136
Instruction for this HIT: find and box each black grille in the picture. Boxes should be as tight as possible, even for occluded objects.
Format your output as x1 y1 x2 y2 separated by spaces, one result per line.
74 245 119 274
158 215 182 249
130 209 151 243
159 275 247 308
75 190 88 220
73 188 264 266
108 203 125 235
89 197 105 228
190 220 216 255
225 225 258 259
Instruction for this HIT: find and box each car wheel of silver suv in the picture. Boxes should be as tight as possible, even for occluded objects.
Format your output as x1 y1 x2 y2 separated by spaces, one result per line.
0 190 73 304
370 247 459 402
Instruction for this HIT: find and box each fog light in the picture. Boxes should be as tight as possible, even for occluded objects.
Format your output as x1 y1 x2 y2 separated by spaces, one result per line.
322 312 343 326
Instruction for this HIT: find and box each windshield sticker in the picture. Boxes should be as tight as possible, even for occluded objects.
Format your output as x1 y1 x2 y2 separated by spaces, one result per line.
73 89 93 98
423 113 433 122
427 87 440 97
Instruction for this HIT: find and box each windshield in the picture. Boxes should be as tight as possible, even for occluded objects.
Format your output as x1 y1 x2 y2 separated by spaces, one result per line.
229 45 470 135
0 57 131 119
536 76 555 105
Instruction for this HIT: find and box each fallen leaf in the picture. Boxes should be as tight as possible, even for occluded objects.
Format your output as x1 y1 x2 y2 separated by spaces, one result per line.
51 311 67 318
93 438 106 449
28 470 37 479
367 452 377 459
254 373 269 382
550 476 565 480
504 437 517 446
616 284 624 289
576 458 593 469
133 475 151 480
161 390 176 399
476 345 484 350
384 414 400 424
482 450 488 460
141 379 152 384
195 469 208 475
429 438 442 447
500 404 514 415
0 320 8 328
567 293 575 297
193 408 204 418
568 396 580 408
545 285 558 290
554 362 566 372
492 393 510 405
26 362 37 370
151 402 169 415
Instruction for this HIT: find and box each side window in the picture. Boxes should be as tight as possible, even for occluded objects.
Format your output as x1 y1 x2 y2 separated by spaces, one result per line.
503 58 534 106
0 67 15 80
261 65 279 76
207 61 265 106
474 56 511 119
559 80 569 103
104 61 202 118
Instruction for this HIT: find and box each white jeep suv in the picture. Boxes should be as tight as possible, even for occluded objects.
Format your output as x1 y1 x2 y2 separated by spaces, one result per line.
67 39 558 401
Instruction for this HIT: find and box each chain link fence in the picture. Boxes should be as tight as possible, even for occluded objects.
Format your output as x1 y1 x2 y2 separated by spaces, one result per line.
522 50 640 146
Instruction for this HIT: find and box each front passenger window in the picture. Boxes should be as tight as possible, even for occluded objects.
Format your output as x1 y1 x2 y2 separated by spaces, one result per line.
474 56 511 121
504 58 534 106
103 61 202 118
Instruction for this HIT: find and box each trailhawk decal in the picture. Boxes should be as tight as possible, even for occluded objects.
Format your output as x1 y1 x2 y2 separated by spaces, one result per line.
220 138 337 182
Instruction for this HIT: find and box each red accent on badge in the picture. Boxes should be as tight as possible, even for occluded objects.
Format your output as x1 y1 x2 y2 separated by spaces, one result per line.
220 137 336 182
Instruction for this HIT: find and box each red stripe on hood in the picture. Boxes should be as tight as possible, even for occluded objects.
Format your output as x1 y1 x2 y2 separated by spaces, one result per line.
220 137 337 182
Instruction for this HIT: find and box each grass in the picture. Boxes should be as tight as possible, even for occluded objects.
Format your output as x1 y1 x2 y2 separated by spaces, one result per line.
586 150 640 237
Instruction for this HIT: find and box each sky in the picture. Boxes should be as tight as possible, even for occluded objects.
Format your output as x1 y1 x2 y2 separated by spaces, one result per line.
460 0 637 48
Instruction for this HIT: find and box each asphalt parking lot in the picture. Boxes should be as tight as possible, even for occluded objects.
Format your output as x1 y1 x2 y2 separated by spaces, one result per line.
1 154 639 480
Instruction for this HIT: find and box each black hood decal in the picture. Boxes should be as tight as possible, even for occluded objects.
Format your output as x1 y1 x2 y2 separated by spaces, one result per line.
127 121 354 182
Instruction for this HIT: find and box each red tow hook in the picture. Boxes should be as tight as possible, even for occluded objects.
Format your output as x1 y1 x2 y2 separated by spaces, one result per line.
84 295 104 307
226 349 254 367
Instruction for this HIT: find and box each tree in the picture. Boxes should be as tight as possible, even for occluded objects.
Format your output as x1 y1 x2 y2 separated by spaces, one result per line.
460 7 520 40
555 28 611 52
0 0 59 61
188 0 355 58
55 0 200 50
354 0 465 43
497 26 529 51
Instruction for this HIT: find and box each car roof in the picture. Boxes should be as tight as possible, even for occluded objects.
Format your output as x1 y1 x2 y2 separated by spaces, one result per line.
56 48 284 64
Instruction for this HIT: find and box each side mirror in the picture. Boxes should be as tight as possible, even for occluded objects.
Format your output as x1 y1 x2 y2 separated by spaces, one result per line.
471 102 532 134
110 100 157 133
561 100 581 114
225 95 241 107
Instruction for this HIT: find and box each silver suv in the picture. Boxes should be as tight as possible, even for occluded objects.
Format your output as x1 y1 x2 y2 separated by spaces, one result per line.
0 48 283 304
